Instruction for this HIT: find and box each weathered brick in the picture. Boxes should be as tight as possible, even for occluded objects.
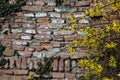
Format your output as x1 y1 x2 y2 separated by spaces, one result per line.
54 30 73 35
73 12 85 18
11 29 22 33
35 47 46 52
3 50 15 56
23 23 36 29
13 40 28 46
51 19 65 24
35 12 47 17
37 24 49 29
34 35 51 41
4 58 9 68
75 1 90 6
110 15 118 20
1 39 12 45
25 29 36 34
25 47 34 52
37 30 52 35
65 60 70 72
9 58 15 68
49 12 61 18
16 58 21 69
52 59 58 71
65 73 75 79
79 19 89 24
60 54 70 59
5 34 20 39
0 70 14 75
33 51 45 58
52 42 60 47
21 57 27 69
17 51 32 58
37 18 51 23
51 72 65 79
24 13 34 17
47 1 56 6
71 53 86 59
71 60 77 68
14 70 28 75
0 76 9 80
21 35 32 40
55 6 76 12
33 0 45 6
22 6 42 11
53 36 64 41
13 45 24 51
11 76 27 80
28 59 34 70
42 7 54 12
14 18 22 23
59 59 64 71
16 12 24 17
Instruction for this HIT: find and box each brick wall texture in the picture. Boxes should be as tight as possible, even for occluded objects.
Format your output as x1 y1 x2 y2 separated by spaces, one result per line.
0 0 116 80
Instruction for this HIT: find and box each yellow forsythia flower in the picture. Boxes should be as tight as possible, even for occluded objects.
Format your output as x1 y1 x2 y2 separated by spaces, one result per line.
102 77 113 80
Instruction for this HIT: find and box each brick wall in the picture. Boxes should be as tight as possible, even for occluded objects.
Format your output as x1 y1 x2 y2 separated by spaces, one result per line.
0 0 91 79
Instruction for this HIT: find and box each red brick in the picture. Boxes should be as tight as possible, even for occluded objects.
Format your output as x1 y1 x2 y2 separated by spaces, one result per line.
16 58 21 69
52 59 58 71
9 58 15 68
75 1 90 6
37 18 51 23
59 59 64 71
110 15 118 20
51 72 65 79
0 70 14 75
5 34 20 39
13 45 24 51
0 76 9 80
21 57 27 69
11 76 27 80
35 47 46 51
42 7 54 12
18 51 32 58
65 60 70 72
1 39 12 45
65 73 75 79
25 47 34 52
15 18 22 23
14 70 28 75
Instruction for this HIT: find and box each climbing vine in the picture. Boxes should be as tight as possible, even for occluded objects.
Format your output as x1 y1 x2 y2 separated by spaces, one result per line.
66 0 120 80
0 0 25 17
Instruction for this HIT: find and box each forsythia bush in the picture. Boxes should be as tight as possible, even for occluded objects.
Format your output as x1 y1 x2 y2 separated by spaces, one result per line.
67 0 120 80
